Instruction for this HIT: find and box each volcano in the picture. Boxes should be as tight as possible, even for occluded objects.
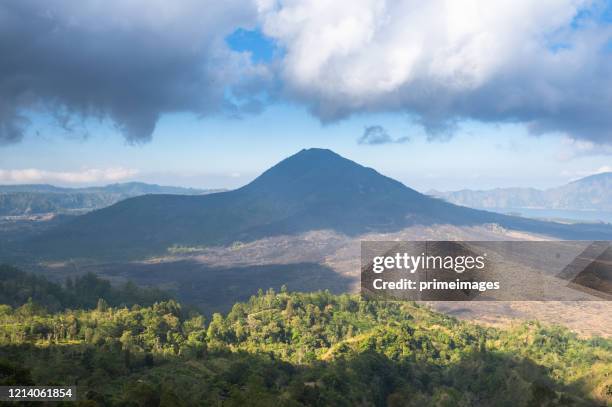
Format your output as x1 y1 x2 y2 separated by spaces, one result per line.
24 148 612 259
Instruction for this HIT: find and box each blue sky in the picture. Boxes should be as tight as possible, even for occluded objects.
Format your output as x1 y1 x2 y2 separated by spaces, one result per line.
2 104 609 192
1 1 611 191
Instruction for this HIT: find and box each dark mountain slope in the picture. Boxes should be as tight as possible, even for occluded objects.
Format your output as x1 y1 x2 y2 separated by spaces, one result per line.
21 149 612 259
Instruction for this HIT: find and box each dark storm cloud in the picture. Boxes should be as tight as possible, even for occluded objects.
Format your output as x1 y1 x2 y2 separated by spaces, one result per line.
358 126 409 145
0 1 260 144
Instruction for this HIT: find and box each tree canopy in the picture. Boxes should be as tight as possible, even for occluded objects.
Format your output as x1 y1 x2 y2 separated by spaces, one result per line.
0 267 610 406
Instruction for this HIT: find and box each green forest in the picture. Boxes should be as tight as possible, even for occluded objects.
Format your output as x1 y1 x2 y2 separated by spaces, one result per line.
0 265 610 406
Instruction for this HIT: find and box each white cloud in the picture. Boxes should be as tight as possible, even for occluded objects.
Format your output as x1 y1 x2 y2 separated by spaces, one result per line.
594 165 612 173
0 167 139 184
556 137 612 160
258 0 612 143
561 165 612 181
2 0 612 146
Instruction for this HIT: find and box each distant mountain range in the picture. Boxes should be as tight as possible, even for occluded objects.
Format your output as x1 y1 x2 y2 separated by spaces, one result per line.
430 172 612 212
18 149 612 260
0 182 221 216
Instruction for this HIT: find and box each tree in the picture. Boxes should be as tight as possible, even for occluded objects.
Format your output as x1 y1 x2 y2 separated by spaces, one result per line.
96 298 108 312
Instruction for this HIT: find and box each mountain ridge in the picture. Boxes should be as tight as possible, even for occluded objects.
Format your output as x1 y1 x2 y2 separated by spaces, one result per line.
430 172 612 212
0 182 221 217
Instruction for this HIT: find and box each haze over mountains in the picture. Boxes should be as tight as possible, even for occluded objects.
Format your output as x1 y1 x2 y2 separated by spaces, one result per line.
19 149 612 260
0 182 219 217
430 172 612 212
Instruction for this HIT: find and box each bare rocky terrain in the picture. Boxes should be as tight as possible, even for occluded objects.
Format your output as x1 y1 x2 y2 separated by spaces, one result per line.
30 223 612 337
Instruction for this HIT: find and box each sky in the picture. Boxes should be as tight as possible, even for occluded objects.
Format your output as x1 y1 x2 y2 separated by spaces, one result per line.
1 0 611 192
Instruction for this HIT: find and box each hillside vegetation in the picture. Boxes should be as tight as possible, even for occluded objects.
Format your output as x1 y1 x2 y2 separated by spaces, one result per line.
0 268 609 406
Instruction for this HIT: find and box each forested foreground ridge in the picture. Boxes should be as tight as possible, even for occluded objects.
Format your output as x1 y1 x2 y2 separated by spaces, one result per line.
0 265 171 312
0 269 610 406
